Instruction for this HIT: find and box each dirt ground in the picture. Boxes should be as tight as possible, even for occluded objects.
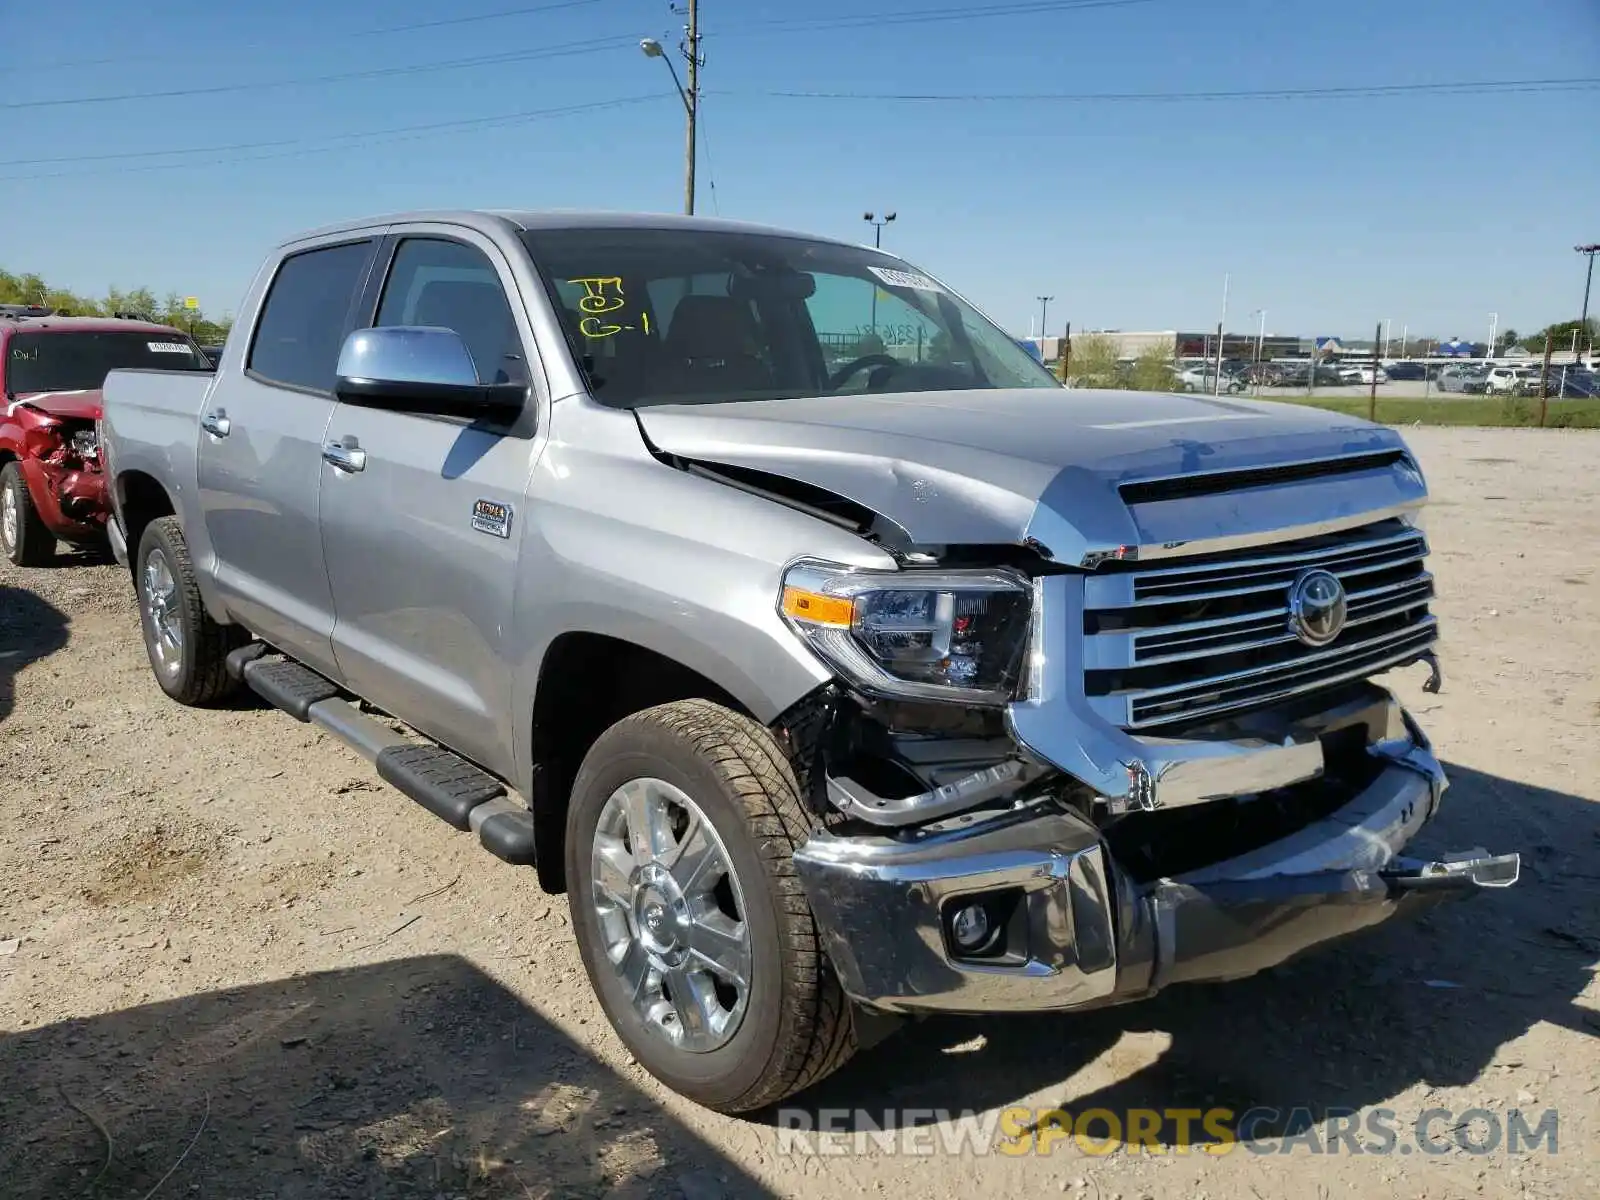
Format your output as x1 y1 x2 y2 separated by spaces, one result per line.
1 426 1596 1199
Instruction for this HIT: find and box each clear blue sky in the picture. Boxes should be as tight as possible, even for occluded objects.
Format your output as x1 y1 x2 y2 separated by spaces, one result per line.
7 0 1598 342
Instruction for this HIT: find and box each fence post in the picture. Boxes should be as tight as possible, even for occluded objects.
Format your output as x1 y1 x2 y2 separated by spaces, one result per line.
1539 333 1553 428
1369 321 1380 422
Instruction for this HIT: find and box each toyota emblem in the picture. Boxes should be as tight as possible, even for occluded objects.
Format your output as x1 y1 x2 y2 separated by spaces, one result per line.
1288 569 1348 646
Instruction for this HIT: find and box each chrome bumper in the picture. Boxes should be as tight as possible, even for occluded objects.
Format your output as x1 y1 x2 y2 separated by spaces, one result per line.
793 714 1518 1015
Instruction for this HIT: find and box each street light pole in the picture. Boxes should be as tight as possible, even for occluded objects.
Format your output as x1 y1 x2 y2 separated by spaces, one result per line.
1577 243 1599 364
1487 312 1498 362
639 1 700 216
1037 295 1053 362
864 211 896 334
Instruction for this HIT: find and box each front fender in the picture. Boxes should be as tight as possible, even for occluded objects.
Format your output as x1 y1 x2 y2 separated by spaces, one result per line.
505 397 897 798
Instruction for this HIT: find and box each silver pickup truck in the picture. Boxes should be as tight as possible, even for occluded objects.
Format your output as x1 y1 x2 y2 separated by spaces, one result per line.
99 210 1518 1114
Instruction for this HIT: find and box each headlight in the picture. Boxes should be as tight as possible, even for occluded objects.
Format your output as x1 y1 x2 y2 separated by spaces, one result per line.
778 559 1033 705
71 429 100 459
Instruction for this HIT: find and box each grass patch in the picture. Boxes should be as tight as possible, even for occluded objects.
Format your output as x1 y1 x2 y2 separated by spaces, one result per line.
1268 395 1600 428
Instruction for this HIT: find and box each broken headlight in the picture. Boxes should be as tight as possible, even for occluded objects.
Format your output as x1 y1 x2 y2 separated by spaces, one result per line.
778 560 1032 706
71 429 100 459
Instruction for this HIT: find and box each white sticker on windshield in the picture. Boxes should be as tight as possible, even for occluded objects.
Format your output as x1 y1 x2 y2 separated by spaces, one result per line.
868 266 943 293
147 341 191 353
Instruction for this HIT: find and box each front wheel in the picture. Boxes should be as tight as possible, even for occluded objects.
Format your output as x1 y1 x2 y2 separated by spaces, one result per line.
565 699 856 1113
135 516 246 705
1 462 55 567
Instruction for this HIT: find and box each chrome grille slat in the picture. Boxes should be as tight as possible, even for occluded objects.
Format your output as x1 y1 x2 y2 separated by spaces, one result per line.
1119 551 1429 608
1084 518 1438 728
1132 572 1434 655
1128 583 1435 669
1127 624 1438 727
1133 531 1427 597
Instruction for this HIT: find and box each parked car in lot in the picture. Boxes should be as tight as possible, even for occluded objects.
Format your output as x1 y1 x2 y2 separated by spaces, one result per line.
1 312 212 565
1437 367 1487 393
1338 363 1389 385
1482 366 1544 396
1176 364 1246 393
1539 368 1599 398
1382 361 1428 381
100 209 1518 1114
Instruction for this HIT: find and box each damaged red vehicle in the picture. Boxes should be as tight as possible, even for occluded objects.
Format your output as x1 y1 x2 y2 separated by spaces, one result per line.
1 313 212 565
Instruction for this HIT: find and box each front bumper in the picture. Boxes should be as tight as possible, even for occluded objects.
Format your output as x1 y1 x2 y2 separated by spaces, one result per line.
793 713 1518 1015
19 456 109 542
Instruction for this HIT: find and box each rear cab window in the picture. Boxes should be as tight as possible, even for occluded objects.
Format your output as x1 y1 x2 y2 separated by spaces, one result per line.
5 331 210 393
247 239 376 393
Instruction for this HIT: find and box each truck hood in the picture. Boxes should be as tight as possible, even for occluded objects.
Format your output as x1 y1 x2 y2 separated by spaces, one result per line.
7 389 103 421
636 388 1427 564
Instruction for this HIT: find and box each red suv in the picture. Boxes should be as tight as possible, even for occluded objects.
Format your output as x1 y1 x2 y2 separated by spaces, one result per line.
1 311 212 565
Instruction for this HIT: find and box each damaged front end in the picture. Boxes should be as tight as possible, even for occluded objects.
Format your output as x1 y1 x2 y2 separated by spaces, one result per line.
775 518 1519 1018
7 404 109 539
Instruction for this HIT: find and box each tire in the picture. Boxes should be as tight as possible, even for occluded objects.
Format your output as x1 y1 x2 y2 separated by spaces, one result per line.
0 461 56 567
134 516 247 705
565 699 856 1114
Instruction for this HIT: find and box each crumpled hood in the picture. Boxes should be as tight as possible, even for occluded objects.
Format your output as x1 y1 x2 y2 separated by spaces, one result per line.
7 389 103 422
637 388 1426 563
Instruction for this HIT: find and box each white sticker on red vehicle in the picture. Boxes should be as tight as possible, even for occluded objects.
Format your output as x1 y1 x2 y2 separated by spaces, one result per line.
867 266 943 293
147 341 191 353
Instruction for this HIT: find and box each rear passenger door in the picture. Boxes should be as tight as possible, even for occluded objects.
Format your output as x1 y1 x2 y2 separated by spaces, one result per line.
198 235 379 677
318 228 543 777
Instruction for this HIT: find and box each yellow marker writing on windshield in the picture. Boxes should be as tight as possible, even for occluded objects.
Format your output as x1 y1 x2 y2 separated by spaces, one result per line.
569 276 626 315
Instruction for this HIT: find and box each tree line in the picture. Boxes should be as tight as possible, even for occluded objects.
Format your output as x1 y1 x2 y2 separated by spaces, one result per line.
0 268 232 345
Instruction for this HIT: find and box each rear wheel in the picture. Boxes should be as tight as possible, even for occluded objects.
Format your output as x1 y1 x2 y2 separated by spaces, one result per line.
135 516 246 705
565 699 855 1113
0 462 56 567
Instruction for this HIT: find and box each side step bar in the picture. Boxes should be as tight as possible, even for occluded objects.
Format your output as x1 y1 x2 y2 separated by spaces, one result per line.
237 651 535 866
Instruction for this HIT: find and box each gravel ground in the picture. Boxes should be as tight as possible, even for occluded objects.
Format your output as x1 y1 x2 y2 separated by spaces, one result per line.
1 426 1596 1199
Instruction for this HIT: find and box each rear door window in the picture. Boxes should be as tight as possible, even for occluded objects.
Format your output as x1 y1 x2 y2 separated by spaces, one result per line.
247 240 375 392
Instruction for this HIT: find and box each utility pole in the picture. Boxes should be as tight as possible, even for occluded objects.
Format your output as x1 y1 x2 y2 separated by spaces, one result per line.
1577 243 1599 364
640 5 700 216
684 0 699 217
1037 296 1053 363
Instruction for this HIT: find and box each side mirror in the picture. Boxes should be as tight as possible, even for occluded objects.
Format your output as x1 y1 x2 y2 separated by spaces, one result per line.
334 326 525 421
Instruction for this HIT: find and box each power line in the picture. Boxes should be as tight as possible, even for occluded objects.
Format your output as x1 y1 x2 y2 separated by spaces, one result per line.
1 35 634 110
11 0 603 72
0 95 667 184
742 76 1600 104
717 0 1160 34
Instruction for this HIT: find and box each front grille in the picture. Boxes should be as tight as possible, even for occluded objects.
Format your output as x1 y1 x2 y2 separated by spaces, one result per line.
1082 518 1436 729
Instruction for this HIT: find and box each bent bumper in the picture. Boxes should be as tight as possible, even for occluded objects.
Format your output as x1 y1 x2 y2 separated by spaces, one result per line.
793 720 1518 1015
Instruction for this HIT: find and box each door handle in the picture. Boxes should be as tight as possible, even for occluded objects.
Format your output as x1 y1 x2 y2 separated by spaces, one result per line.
322 439 367 473
200 409 231 438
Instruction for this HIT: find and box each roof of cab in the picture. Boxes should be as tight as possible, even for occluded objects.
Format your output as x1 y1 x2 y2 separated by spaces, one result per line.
281 208 865 252
1 315 189 337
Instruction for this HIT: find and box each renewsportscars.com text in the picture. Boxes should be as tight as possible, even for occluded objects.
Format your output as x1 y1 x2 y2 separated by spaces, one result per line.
773 1106 1560 1157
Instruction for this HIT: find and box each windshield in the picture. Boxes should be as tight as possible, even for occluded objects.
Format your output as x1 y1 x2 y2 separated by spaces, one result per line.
520 226 1060 408
5 331 211 394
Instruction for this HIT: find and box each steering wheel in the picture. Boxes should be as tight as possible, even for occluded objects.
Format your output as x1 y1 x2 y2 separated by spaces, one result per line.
828 353 900 391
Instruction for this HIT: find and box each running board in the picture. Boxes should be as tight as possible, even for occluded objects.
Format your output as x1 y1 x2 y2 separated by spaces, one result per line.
239 654 536 866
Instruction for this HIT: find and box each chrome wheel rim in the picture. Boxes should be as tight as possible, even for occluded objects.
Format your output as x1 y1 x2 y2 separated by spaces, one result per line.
1 485 17 551
590 777 752 1053
141 548 183 676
